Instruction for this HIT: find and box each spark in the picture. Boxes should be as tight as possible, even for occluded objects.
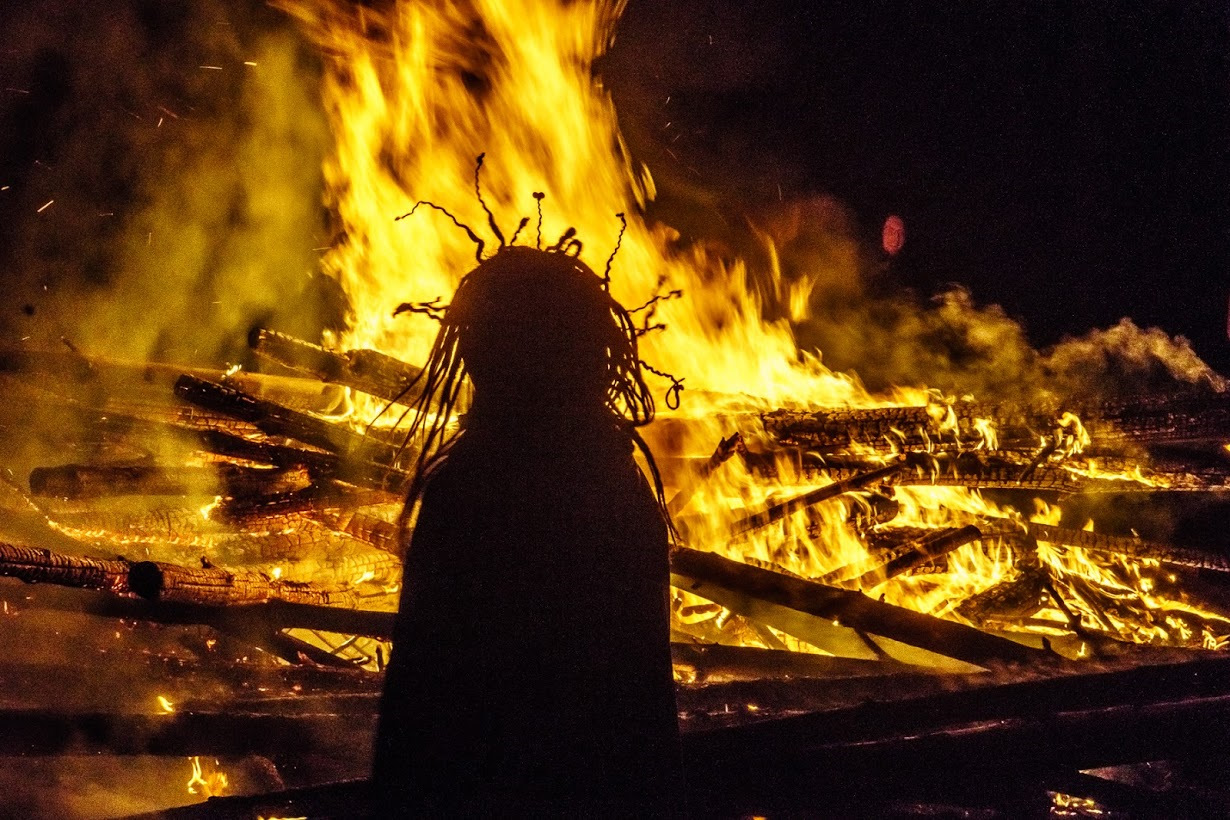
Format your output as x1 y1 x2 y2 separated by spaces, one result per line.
36 199 53 213
199 65 223 71
244 61 258 67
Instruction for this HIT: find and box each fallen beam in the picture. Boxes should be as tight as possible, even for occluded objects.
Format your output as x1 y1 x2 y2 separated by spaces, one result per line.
127 560 357 608
669 546 1047 669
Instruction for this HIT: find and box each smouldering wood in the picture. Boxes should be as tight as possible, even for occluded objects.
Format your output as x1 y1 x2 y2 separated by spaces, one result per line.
313 509 401 556
127 560 357 607
0 541 129 591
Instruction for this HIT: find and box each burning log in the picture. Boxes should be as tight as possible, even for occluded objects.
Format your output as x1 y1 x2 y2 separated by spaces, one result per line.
669 546 1046 669
0 541 129 591
744 449 1230 493
1025 522 1230 573
28 463 311 501
312 509 401 556
762 404 1049 454
127 560 357 608
822 525 984 589
724 461 904 538
250 328 424 405
174 375 402 464
764 393 1230 456
667 432 743 515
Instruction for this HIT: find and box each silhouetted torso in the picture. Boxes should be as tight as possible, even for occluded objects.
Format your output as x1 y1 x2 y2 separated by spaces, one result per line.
373 408 682 816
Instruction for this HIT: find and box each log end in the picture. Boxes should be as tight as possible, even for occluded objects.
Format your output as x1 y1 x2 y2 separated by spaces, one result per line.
127 562 165 600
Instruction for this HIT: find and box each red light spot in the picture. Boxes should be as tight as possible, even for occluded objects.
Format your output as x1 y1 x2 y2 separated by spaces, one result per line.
882 214 905 256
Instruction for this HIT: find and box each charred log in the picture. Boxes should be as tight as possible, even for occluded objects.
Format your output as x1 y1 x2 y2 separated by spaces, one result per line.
0 541 129 591
174 375 402 466
127 560 357 608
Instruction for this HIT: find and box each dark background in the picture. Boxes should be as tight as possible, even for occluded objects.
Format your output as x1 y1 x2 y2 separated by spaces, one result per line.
607 0 1230 375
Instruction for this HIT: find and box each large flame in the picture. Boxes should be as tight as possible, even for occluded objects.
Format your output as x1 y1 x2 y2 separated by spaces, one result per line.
272 0 1226 655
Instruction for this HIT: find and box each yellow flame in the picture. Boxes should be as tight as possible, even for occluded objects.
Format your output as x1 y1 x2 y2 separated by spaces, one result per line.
156 695 175 714
198 495 223 521
265 0 1228 658
186 756 229 799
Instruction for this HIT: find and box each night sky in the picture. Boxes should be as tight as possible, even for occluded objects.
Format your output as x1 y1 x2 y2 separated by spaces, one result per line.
608 0 1230 374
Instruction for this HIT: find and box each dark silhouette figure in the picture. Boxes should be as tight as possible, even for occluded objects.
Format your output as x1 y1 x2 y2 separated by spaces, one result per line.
372 245 683 816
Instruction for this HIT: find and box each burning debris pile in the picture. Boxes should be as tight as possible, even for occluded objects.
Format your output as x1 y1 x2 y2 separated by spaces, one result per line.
3 324 1230 815
3 0 1230 815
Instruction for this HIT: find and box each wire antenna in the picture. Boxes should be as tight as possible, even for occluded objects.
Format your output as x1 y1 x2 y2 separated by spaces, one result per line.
533 192 545 248
548 227 577 252
474 153 505 248
640 361 685 409
397 201 485 261
603 212 627 289
508 216 530 246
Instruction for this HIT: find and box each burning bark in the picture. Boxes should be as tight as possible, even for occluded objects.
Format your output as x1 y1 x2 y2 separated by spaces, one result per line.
127 560 357 608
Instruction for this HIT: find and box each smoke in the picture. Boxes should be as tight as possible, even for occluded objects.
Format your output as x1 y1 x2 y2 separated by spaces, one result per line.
750 196 1225 404
0 0 339 368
